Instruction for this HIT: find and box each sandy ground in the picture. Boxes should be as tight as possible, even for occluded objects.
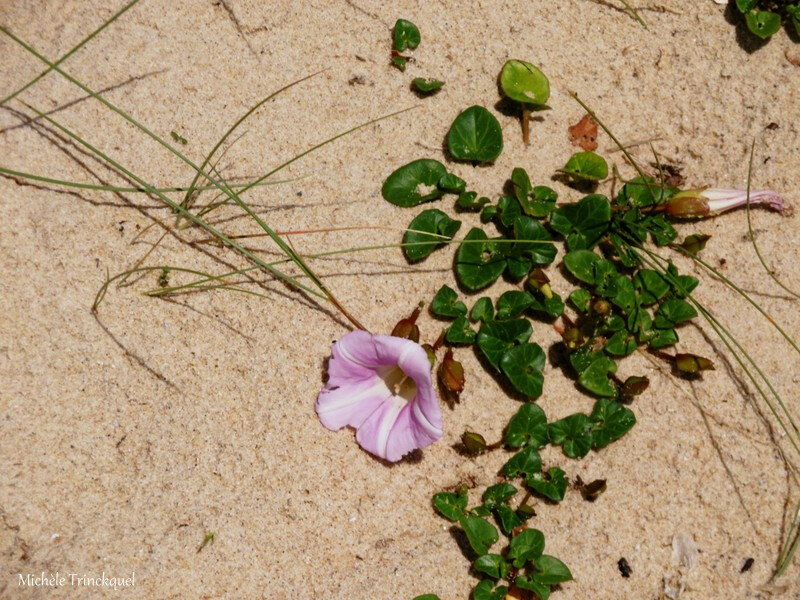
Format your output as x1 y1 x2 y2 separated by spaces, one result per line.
1 0 799 598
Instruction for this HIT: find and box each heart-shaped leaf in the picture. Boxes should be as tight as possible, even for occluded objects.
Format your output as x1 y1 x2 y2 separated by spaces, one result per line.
459 515 499 555
445 315 477 345
472 580 509 600
477 318 532 371
496 290 534 320
578 355 618 398
447 105 503 163
745 9 782 38
526 467 568 502
495 504 524 535
548 414 594 458
533 555 573 585
505 403 549 448
507 528 545 568
501 342 546 398
654 298 697 329
481 483 518 510
563 249 600 284
473 554 511 580
431 284 467 318
502 446 542 479
590 398 636 449
550 194 611 250
437 172 465 193
559 151 608 181
470 297 494 323
382 159 447 207
403 209 461 262
432 490 467 521
499 60 550 106
412 77 444 94
455 227 507 291
392 19 420 51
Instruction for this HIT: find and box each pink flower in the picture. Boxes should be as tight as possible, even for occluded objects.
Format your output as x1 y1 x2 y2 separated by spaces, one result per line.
316 330 443 462
663 188 790 218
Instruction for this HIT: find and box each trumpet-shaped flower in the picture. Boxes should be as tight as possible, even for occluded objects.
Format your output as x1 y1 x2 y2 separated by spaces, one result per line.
663 188 790 219
316 330 443 462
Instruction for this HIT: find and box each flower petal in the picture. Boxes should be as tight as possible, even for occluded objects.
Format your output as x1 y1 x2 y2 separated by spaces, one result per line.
317 331 444 462
316 376 390 431
355 395 407 459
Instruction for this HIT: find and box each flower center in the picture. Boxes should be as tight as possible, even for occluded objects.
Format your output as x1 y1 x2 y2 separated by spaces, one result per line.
379 365 418 402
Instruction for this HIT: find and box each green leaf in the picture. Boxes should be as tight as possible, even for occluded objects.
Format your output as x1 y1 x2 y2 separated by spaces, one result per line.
446 315 477 345
533 555 573 585
457 191 491 211
431 285 467 319
412 595 441 600
527 185 559 217
432 490 467 521
459 515 499 555
455 228 507 291
548 413 594 459
502 446 542 479
578 356 618 398
501 342 546 398
403 209 461 262
438 172 466 193
569 288 592 313
510 216 557 266
563 249 600 284
482 483 518 509
505 402 549 448
526 467 567 502
391 56 407 71
590 398 636 449
511 167 532 202
635 269 670 306
412 77 444 94
495 504 523 535
550 194 611 250
649 327 678 349
496 290 534 320
382 159 447 207
654 298 697 329
745 10 782 39
512 169 558 216
472 580 509 600
477 318 532 371
560 151 608 181
499 59 550 106
392 19 420 51
605 330 637 357
470 505 492 518
473 554 510 580
495 195 522 229
615 176 674 207
447 105 503 163
515 577 551 600
507 528 545 568
735 0 757 12
470 297 494 323
528 291 565 320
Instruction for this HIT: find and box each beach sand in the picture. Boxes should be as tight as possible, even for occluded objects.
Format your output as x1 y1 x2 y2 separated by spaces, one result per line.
1 1 799 598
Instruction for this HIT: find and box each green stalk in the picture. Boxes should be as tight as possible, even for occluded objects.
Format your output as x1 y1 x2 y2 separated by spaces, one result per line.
176 70 324 225
745 140 800 300
0 0 142 106
22 101 325 302
0 165 302 193
3 26 413 330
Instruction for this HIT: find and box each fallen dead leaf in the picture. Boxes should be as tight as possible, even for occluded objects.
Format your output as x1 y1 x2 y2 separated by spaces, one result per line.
568 114 599 151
